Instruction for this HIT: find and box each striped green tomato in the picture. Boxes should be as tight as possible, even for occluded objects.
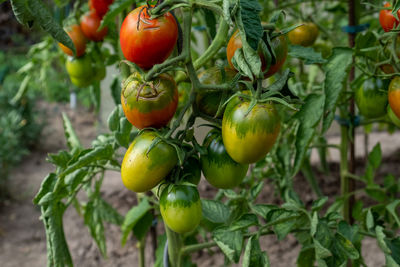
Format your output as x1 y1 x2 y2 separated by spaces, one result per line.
201 129 248 189
160 184 202 234
121 131 177 192
222 96 281 164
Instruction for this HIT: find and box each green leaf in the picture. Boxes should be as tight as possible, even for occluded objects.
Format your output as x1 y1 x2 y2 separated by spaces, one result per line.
376 226 391 254
203 8 217 39
110 77 121 106
98 198 124 226
386 237 400 265
201 199 230 224
314 239 332 259
297 246 315 267
121 199 152 245
292 94 325 175
26 0 75 53
100 0 136 30
250 204 275 219
230 213 258 231
335 232 360 260
231 47 254 79
242 236 270 267
238 0 263 51
311 212 318 237
84 198 107 256
311 197 328 212
115 117 133 148
365 186 386 202
154 234 167 267
62 113 82 150
132 212 153 241
386 255 400 267
337 221 359 243
212 227 243 263
386 200 400 227
33 173 57 204
62 145 114 176
10 75 30 105
366 209 374 230
268 209 298 240
289 45 327 64
10 0 34 27
107 106 120 132
90 83 101 114
47 151 72 169
322 48 353 133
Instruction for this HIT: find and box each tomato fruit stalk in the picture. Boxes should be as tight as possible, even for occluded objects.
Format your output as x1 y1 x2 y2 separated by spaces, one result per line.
120 5 178 69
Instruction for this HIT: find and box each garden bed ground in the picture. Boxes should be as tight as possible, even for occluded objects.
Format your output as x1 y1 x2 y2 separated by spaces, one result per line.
0 101 398 267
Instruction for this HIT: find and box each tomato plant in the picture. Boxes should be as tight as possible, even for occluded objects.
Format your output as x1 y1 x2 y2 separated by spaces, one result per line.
121 72 178 129
121 131 178 192
160 184 202 234
8 1 400 267
288 22 319 47
58 24 87 57
81 11 108 42
201 129 248 189
119 5 178 69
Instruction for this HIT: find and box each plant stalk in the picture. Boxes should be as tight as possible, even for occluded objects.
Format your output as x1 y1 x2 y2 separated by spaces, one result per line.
165 225 183 267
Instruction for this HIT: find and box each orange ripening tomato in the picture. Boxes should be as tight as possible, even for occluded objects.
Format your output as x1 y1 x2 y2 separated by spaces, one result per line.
379 2 400 32
81 11 108 42
58 24 87 57
120 5 178 69
388 76 400 120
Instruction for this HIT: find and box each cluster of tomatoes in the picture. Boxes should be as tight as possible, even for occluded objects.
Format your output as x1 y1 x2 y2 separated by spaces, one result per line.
116 4 324 234
355 3 400 125
58 0 113 87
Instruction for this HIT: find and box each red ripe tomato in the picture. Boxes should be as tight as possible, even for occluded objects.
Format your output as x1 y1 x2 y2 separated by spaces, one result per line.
379 2 400 32
120 5 178 69
58 24 87 57
121 72 178 129
89 0 114 18
81 11 108 42
226 30 288 78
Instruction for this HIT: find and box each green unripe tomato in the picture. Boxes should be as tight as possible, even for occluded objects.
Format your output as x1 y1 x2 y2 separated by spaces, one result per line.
355 78 388 119
65 55 94 87
201 129 248 189
182 156 201 185
160 184 202 234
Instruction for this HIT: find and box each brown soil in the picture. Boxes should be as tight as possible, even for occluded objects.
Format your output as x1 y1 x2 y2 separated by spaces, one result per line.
0 101 396 267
